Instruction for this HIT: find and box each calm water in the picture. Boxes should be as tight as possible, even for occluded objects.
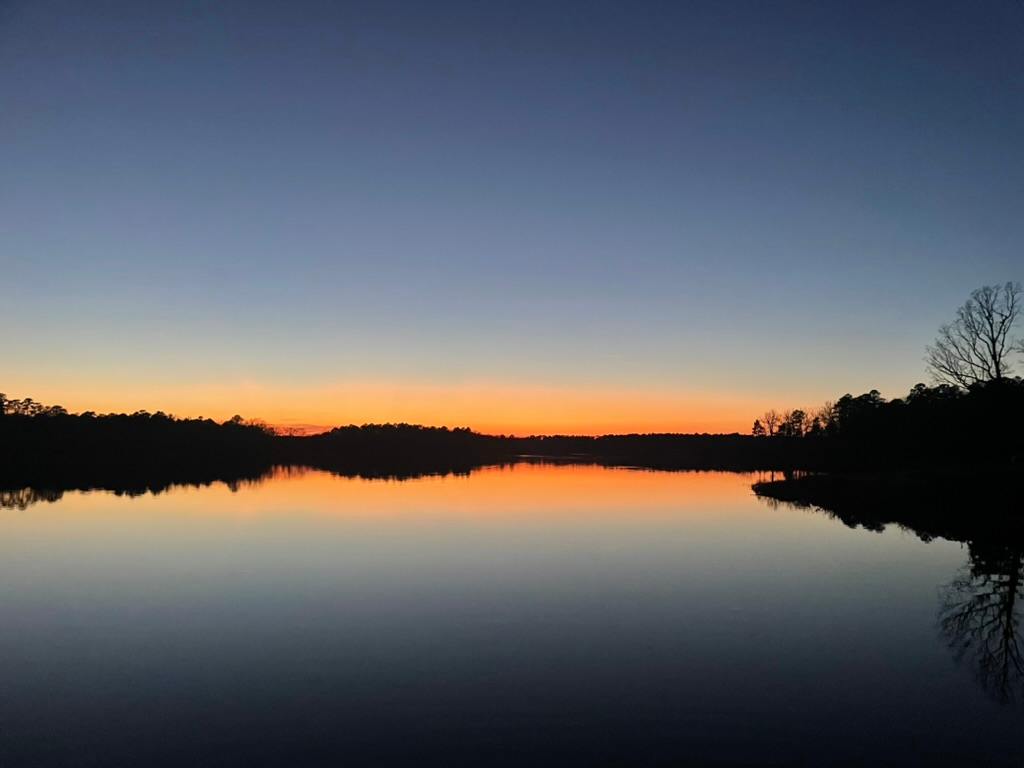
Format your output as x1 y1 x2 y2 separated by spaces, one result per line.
1 465 1020 767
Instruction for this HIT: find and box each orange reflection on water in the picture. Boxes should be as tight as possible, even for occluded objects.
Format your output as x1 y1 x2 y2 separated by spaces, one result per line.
0 465 822 575
54 463 761 523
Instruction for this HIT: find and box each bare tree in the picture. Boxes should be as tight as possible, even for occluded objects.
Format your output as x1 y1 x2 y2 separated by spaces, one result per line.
761 409 780 437
813 401 835 432
926 282 1022 387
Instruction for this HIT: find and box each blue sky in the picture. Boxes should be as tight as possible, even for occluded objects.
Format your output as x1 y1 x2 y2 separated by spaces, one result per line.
2 0 1022 430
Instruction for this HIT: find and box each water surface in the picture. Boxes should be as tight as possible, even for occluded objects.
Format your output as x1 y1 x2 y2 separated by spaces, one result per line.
1 465 1020 766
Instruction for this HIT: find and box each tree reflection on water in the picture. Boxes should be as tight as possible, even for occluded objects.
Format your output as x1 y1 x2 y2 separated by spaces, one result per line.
7 467 1024 707
940 541 1024 705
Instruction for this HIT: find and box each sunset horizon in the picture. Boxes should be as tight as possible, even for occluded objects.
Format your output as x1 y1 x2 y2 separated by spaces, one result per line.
0 376 931 436
3 2 1023 765
7 2 1019 441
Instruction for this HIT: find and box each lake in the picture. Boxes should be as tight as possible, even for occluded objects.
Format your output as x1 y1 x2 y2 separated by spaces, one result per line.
1 464 1020 766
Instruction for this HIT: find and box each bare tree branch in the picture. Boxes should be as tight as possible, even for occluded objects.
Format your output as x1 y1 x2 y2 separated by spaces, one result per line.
926 282 1023 387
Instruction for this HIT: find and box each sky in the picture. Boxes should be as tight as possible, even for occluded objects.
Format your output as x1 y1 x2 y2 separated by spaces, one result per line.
2 0 1022 434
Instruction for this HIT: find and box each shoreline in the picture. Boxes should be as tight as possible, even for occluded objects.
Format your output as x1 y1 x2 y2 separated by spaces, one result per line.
752 467 1024 544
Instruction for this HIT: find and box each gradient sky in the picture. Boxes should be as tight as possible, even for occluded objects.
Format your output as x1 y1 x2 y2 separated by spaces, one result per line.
3 0 1022 434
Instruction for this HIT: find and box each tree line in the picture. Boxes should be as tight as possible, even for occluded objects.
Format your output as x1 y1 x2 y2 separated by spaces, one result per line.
3 282 1021 488
751 282 1024 467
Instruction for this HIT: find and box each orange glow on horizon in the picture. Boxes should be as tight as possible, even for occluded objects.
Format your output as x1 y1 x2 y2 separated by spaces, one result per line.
3 379 788 436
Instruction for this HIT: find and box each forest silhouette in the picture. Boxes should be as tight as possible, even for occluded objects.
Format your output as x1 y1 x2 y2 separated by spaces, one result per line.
3 283 1021 508
2 376 1021 496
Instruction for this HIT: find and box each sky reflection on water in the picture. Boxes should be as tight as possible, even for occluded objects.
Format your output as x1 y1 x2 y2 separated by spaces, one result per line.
0 465 1020 767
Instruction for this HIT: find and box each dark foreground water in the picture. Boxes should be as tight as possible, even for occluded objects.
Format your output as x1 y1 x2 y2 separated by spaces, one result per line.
1 465 1020 766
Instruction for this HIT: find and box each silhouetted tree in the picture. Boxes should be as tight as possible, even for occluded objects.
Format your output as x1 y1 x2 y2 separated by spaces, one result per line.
777 409 806 437
751 419 766 437
0 487 65 510
762 409 780 437
813 402 835 434
926 282 1022 387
